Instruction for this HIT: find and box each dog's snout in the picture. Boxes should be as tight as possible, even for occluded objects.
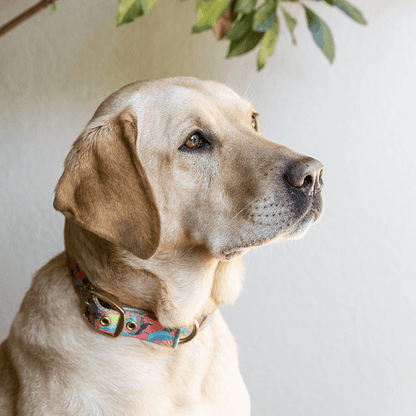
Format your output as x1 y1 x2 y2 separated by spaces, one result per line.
284 157 324 192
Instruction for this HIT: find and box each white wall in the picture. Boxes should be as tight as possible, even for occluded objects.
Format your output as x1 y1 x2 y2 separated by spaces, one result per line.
1 0 415 415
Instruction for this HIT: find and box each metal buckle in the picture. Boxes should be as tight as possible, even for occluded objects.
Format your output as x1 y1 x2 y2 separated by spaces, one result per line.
81 289 126 338
178 319 199 345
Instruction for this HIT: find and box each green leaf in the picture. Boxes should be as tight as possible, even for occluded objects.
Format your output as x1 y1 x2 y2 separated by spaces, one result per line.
117 0 158 27
334 0 366 24
226 30 264 58
192 0 232 33
117 0 143 27
143 0 158 13
227 11 255 40
234 0 257 15
303 5 335 63
253 1 278 32
191 24 214 34
50 2 57 13
282 7 296 45
322 0 335 5
257 17 279 70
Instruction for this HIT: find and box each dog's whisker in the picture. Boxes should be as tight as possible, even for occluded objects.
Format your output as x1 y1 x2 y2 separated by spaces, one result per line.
185 244 196 256
243 72 257 101
231 200 256 222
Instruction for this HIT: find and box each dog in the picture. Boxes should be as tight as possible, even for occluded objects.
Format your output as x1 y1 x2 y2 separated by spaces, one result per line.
0 77 323 415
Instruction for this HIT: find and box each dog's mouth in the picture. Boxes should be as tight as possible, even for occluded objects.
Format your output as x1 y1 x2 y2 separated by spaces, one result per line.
220 235 271 260
220 200 323 260
285 208 319 239
282 187 323 238
222 247 249 260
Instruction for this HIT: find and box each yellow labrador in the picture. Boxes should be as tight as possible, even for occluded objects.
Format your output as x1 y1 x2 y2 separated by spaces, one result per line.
0 77 324 415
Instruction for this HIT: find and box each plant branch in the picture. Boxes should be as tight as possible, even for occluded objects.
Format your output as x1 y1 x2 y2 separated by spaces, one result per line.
0 0 56 39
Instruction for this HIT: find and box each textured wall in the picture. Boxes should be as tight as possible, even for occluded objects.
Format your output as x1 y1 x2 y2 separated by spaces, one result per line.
1 0 416 415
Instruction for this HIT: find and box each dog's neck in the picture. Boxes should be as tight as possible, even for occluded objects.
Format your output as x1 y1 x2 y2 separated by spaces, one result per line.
64 219 245 328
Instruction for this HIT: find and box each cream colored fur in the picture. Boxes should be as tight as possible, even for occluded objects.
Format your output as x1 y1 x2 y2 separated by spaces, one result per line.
0 77 323 415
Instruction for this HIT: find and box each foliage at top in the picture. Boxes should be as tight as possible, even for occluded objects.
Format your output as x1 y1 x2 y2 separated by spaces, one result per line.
117 0 367 70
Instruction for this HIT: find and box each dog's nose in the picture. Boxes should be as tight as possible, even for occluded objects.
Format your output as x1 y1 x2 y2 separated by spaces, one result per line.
284 157 324 192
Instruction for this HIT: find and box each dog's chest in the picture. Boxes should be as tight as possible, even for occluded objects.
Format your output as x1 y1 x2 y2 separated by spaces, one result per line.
4 258 250 415
59 324 250 416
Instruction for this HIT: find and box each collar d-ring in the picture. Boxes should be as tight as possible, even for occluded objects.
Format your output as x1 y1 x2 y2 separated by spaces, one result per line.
178 319 199 344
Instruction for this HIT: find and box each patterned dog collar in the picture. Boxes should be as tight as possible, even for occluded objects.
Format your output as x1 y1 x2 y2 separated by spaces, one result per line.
67 257 214 348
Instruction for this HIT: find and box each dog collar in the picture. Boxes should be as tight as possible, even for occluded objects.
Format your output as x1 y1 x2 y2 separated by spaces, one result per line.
67 257 213 348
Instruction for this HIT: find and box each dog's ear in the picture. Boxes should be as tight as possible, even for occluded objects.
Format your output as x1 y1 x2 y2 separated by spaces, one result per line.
53 108 160 259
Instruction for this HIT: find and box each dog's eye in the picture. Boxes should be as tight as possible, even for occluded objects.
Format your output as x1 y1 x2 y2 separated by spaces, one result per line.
178 131 213 153
251 114 258 131
185 133 202 149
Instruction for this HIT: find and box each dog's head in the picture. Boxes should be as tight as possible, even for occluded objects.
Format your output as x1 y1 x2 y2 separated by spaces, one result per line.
54 77 323 326
54 77 323 262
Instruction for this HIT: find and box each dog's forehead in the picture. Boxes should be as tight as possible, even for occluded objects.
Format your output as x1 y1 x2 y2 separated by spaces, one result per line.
143 78 252 115
92 78 253 122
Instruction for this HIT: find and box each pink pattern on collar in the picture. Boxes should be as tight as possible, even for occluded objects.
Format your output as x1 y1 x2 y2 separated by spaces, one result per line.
67 257 213 348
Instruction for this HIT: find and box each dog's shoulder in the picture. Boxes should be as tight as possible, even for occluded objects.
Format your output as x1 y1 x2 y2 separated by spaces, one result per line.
10 252 72 326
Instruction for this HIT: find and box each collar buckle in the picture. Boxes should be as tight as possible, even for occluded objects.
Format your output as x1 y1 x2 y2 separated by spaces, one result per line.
82 289 126 338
